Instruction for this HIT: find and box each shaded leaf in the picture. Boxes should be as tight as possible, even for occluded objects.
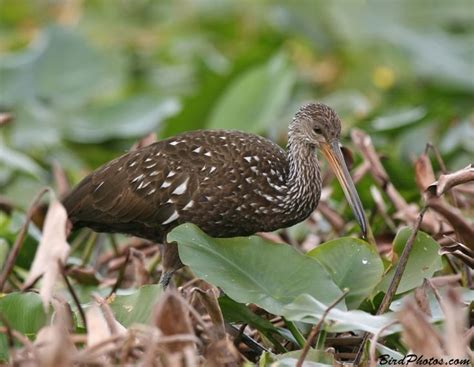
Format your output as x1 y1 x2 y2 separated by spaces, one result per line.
307 238 383 309
376 227 443 295
34 26 111 106
109 284 162 327
219 294 296 345
208 53 295 133
0 292 49 362
261 349 335 367
65 96 180 143
282 294 397 335
372 106 426 131
0 141 46 179
170 223 344 316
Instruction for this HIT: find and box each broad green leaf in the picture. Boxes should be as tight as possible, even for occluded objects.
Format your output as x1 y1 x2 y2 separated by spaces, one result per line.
0 46 40 105
219 294 296 346
307 238 384 309
0 292 49 362
260 349 335 367
372 106 426 131
34 25 112 106
282 294 397 335
208 53 295 133
440 119 474 154
0 140 46 179
0 25 116 107
65 96 180 143
376 227 443 295
0 239 8 270
170 223 344 316
109 285 162 327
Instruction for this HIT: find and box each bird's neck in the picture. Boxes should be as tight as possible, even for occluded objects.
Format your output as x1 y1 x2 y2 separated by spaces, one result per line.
284 134 322 216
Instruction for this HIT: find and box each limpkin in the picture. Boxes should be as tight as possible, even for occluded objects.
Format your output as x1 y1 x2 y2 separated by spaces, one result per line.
63 103 367 285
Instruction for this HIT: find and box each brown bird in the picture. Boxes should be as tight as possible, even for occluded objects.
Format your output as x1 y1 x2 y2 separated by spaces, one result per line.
63 103 367 285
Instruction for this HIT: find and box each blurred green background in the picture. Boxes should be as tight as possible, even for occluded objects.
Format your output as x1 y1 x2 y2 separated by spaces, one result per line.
1 0 473 209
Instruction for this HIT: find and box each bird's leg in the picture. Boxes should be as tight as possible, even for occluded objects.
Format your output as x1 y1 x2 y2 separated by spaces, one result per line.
158 240 183 288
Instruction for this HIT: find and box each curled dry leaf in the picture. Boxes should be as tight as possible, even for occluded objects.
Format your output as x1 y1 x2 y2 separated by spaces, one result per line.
428 164 474 197
414 153 436 193
23 197 70 310
414 283 432 317
442 288 468 359
34 298 76 367
427 199 474 251
153 289 195 353
52 161 70 198
398 300 444 358
86 305 114 348
34 325 76 367
398 287 471 364
192 287 226 338
438 239 474 268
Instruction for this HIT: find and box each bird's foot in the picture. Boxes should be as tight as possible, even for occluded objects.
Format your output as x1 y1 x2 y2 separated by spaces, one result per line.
159 270 174 289
157 240 183 289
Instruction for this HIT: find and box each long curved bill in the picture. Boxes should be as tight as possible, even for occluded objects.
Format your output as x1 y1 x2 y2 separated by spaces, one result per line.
321 141 368 238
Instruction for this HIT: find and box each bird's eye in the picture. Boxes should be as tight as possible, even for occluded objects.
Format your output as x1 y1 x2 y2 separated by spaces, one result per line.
313 127 322 134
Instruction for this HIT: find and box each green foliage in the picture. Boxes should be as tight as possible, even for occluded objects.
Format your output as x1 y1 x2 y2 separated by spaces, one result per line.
307 238 384 309
376 227 443 295
109 284 162 327
0 292 50 361
0 0 471 363
170 223 344 315
282 294 396 335
208 53 295 133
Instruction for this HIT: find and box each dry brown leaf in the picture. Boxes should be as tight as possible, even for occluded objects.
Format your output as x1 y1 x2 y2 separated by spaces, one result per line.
205 337 242 367
153 289 195 353
427 198 474 251
130 248 151 286
53 161 70 198
414 284 432 317
86 305 113 348
442 288 468 358
34 297 76 367
414 153 436 193
398 300 444 358
429 274 462 288
192 287 225 338
23 197 70 310
34 325 76 367
428 164 474 197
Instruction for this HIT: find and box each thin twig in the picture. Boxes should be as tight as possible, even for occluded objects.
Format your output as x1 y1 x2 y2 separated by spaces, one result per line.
378 206 427 315
0 187 49 291
354 207 427 365
108 247 131 297
296 289 349 367
60 261 87 332
369 320 398 367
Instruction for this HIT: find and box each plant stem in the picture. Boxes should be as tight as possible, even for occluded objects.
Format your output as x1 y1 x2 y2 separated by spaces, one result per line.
282 317 306 348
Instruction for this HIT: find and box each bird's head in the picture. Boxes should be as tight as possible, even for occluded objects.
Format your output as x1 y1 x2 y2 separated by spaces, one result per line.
291 102 368 238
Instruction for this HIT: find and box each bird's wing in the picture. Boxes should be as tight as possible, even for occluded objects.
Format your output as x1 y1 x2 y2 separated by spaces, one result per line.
63 142 196 235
